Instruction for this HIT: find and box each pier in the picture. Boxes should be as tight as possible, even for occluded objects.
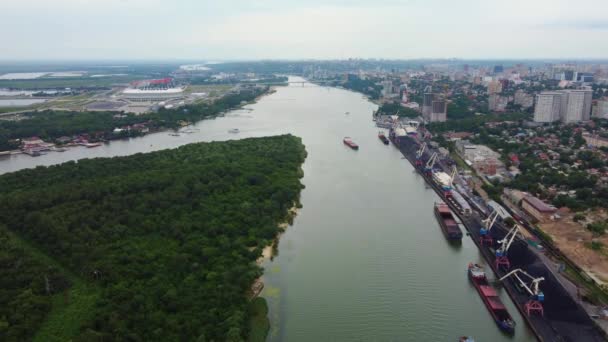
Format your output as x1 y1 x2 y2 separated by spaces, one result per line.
391 134 606 341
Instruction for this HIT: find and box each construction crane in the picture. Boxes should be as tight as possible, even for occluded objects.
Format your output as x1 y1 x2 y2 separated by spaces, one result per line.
495 224 520 269
424 152 438 176
479 211 499 245
415 142 427 166
499 269 545 316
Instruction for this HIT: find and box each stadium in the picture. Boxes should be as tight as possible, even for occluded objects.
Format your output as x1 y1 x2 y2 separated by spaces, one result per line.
120 77 185 102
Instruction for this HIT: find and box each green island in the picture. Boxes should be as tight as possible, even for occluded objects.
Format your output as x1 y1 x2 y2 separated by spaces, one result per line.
0 86 268 151
0 135 306 341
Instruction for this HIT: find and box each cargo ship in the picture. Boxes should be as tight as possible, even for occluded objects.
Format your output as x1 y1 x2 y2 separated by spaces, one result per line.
468 263 516 335
343 137 359 150
378 131 389 145
434 202 463 240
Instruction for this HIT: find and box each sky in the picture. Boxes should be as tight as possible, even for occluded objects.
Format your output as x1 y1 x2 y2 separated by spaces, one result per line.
1 0 608 60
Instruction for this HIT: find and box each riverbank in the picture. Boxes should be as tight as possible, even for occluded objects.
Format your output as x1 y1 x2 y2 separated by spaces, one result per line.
0 86 270 153
391 133 606 341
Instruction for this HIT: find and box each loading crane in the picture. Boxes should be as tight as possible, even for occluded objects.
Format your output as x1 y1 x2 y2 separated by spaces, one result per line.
499 269 545 316
415 142 427 166
479 211 499 245
424 152 438 176
495 224 520 269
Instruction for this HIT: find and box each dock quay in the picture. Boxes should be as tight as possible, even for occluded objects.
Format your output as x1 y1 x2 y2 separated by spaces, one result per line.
391 133 606 342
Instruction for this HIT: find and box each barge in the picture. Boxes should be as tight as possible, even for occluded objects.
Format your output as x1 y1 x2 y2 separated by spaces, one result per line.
343 137 359 150
468 263 516 334
378 131 389 145
434 202 463 240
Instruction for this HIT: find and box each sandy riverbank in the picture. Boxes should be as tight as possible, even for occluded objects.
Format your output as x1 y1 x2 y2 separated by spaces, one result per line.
256 205 298 266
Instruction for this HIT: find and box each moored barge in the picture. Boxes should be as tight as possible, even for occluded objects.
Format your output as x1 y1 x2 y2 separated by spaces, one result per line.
468 263 516 334
434 202 463 240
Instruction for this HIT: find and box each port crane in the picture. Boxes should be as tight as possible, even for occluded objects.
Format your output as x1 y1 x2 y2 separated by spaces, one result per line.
424 152 438 176
415 142 427 166
495 224 520 269
499 269 545 316
479 211 499 245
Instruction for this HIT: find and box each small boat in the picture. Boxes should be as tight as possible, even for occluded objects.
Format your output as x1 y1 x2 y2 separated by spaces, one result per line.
343 137 359 150
378 131 389 145
434 202 463 240
54 147 68 152
228 128 240 133
85 142 102 148
468 263 516 334
169 133 180 137
459 337 475 342
345 111 350 115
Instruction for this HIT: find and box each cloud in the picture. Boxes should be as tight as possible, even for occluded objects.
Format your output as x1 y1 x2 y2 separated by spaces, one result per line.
0 0 607 59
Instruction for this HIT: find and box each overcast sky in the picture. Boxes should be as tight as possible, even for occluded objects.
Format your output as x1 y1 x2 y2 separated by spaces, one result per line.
1 0 607 60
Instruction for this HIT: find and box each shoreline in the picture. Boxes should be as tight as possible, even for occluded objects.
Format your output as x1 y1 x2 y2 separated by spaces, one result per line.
248 205 299 340
256 205 299 266
0 87 274 158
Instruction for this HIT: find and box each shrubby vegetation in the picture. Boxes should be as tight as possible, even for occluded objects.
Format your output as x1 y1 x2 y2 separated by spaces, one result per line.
0 87 268 151
0 135 306 341
377 102 420 118
336 75 382 99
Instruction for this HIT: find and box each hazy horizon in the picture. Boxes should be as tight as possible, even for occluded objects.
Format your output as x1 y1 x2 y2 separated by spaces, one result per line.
2 0 608 60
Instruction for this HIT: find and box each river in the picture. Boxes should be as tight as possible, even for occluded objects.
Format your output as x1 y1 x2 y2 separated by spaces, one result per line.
0 77 536 341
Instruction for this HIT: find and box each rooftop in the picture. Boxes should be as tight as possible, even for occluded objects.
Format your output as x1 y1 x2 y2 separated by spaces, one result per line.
523 195 557 213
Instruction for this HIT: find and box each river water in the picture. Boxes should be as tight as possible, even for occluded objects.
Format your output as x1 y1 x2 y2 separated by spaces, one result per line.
0 77 536 341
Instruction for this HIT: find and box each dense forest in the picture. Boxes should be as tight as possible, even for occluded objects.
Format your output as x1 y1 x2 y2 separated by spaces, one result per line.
0 135 306 341
0 87 268 151
335 75 382 99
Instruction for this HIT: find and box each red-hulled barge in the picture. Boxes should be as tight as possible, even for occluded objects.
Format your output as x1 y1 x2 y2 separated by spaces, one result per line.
378 131 389 145
434 202 463 240
468 263 516 335
343 137 359 150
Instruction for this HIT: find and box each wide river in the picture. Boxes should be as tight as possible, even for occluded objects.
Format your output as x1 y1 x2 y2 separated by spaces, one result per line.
0 77 536 341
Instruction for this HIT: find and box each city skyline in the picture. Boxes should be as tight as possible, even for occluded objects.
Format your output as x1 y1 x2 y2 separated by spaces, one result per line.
2 0 608 60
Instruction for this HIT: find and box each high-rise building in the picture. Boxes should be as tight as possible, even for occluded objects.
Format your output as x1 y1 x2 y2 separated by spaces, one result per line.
577 73 594 83
534 92 563 123
381 80 393 98
430 100 447 122
488 94 508 112
514 90 534 109
493 65 504 74
562 90 592 123
533 90 592 123
487 80 502 94
422 93 434 119
593 100 608 119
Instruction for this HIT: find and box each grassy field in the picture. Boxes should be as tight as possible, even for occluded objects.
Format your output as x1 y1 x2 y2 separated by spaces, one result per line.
185 84 233 97
247 297 270 342
0 76 139 89
0 106 26 114
563 264 608 305
6 230 100 342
